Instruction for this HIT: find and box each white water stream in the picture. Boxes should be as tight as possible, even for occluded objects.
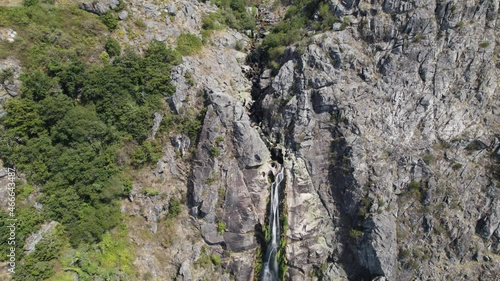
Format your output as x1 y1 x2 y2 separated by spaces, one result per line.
262 168 284 281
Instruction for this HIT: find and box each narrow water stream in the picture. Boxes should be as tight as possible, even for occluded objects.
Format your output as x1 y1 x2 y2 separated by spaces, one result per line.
262 168 284 281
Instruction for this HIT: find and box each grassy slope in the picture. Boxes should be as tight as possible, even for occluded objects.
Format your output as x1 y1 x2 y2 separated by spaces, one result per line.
0 1 107 69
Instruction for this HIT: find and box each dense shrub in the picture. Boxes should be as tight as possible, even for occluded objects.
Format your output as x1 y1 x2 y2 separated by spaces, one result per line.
105 37 121 57
209 0 256 32
166 198 182 220
23 0 39 7
13 224 65 281
176 33 203 56
100 12 119 31
0 40 181 249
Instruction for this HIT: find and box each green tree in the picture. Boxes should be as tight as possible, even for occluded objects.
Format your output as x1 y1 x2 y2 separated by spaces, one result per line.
23 0 39 7
20 70 57 102
2 98 44 139
105 37 121 57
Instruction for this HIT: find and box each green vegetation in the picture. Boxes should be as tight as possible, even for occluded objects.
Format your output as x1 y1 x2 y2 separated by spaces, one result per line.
143 188 160 197
59 225 136 280
215 135 224 144
176 33 203 56
205 172 218 185
210 254 222 266
201 0 256 35
131 139 163 167
14 223 65 280
349 228 364 240
409 180 421 190
171 108 206 144
166 197 182 220
279 261 288 281
0 4 196 279
194 246 219 269
23 0 38 6
185 71 195 86
310 262 329 279
17 183 35 200
422 153 435 165
99 51 110 64
278 218 288 281
413 33 424 43
209 145 221 158
0 3 107 70
100 11 119 31
0 68 14 84
465 139 486 151
405 180 425 202
358 196 371 218
134 18 147 30
452 162 463 171
217 220 227 235
258 0 342 69
105 37 121 57
253 246 263 281
210 136 225 158
194 253 212 268
479 41 490 48
0 207 45 263
98 0 126 31
0 1 208 280
0 40 180 248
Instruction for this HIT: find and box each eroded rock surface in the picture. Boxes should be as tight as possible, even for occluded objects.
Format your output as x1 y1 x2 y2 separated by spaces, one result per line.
79 0 120 15
253 0 500 279
189 89 272 280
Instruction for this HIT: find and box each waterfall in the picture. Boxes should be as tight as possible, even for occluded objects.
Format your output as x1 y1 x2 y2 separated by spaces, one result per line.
262 168 284 281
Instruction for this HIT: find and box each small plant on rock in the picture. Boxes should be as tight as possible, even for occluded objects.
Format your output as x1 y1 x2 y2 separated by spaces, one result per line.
143 188 159 197
217 220 226 235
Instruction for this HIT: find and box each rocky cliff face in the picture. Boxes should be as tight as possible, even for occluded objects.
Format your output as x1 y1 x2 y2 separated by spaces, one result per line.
27 0 498 280
252 0 500 280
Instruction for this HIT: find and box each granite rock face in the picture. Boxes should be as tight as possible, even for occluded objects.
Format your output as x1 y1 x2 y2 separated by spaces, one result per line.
24 221 59 255
252 0 500 279
189 89 272 280
115 0 217 46
0 57 21 117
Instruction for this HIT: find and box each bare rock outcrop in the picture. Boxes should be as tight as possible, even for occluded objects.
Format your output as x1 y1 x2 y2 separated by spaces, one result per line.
79 0 120 15
190 89 272 280
253 0 500 279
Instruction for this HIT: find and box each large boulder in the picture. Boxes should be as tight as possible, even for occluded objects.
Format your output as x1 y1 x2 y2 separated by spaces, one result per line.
79 0 120 15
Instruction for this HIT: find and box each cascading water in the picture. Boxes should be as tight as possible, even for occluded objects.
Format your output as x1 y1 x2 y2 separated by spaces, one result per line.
262 168 284 281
